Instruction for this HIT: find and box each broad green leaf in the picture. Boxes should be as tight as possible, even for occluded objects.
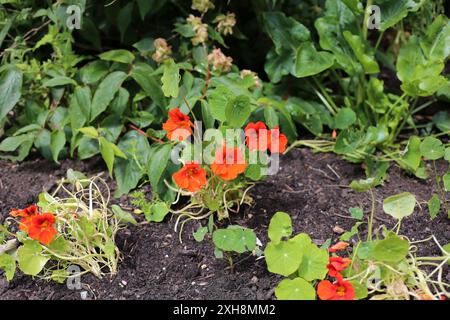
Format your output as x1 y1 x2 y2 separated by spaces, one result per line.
112 205 137 225
50 130 66 163
334 107 356 129
383 192 416 220
208 85 235 121
350 280 368 300
0 134 34 152
428 194 440 220
114 131 150 197
131 62 166 108
343 31 379 74
264 48 294 83
225 95 251 128
99 49 135 64
0 65 22 121
293 42 334 78
399 136 421 172
275 277 316 300
147 144 172 190
262 12 310 53
79 60 109 84
420 137 445 160
264 106 279 129
372 233 409 263
99 137 115 177
376 0 424 31
161 59 180 98
264 239 303 276
213 227 256 253
145 202 170 222
91 71 128 121
0 254 15 281
17 241 49 276
420 15 450 61
69 86 91 131
268 212 292 243
433 111 450 133
297 243 329 281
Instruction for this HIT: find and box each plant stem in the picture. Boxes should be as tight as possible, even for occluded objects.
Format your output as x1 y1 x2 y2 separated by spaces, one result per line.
367 188 376 241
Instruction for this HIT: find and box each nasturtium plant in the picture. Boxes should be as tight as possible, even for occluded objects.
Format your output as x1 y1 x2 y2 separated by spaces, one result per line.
382 192 416 220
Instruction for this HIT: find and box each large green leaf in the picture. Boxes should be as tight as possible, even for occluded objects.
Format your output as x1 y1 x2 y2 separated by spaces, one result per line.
375 0 424 31
69 86 91 131
293 42 335 78
372 233 409 263
131 62 166 108
50 130 66 163
383 192 416 220
213 227 256 253
225 95 251 128
275 278 316 300
264 239 303 276
420 137 445 160
343 31 379 74
17 241 49 276
147 144 172 190
297 243 329 281
0 65 22 121
99 49 135 64
420 15 450 61
91 71 128 121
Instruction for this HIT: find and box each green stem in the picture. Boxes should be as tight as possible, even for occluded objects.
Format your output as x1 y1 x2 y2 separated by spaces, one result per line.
368 188 375 241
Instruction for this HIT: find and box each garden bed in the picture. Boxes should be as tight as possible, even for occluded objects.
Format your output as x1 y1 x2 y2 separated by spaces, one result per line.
0 148 448 300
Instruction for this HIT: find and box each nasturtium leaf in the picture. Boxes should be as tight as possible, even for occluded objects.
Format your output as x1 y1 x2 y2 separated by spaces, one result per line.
245 164 265 181
275 277 316 300
383 192 416 220
50 130 66 163
350 280 368 300
427 194 440 220
213 227 256 253
225 95 252 128
0 254 15 281
290 233 312 250
91 71 128 121
145 202 170 222
17 241 49 276
340 222 362 241
357 241 375 260
334 108 356 129
420 137 445 160
372 233 409 263
0 65 22 122
443 173 450 192
442 244 450 257
99 137 115 177
112 205 137 225
297 243 328 281
99 49 135 64
268 212 292 243
193 226 208 242
349 207 364 220
161 59 180 98
264 239 303 276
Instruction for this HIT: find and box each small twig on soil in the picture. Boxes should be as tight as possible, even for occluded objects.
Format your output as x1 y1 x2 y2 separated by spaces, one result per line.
327 164 341 180
306 165 337 181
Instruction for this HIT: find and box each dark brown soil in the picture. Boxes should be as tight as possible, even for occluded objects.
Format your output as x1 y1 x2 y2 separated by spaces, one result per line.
0 149 448 300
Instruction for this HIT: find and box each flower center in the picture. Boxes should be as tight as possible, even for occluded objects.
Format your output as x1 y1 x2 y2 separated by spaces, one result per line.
336 286 346 296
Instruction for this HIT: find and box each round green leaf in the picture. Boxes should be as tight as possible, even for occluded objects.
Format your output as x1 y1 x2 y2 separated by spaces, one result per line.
268 212 292 243
17 241 49 276
334 108 356 130
420 137 445 160
383 192 416 220
264 240 303 276
275 277 316 300
372 234 409 262
297 243 329 281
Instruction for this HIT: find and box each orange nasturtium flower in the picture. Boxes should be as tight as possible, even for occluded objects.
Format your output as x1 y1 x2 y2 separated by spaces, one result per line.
27 213 57 245
10 205 39 232
245 122 269 151
317 276 355 300
211 146 247 181
162 108 193 141
327 256 352 277
173 162 207 192
268 126 288 154
328 241 350 253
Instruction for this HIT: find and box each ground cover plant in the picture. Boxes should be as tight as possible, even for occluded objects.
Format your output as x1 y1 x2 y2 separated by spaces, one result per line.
0 0 448 301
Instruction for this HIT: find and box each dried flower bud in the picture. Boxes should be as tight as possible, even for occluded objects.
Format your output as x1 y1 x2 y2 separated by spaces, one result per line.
152 38 172 63
240 69 261 89
191 0 215 13
187 14 208 45
207 48 233 73
214 12 236 36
